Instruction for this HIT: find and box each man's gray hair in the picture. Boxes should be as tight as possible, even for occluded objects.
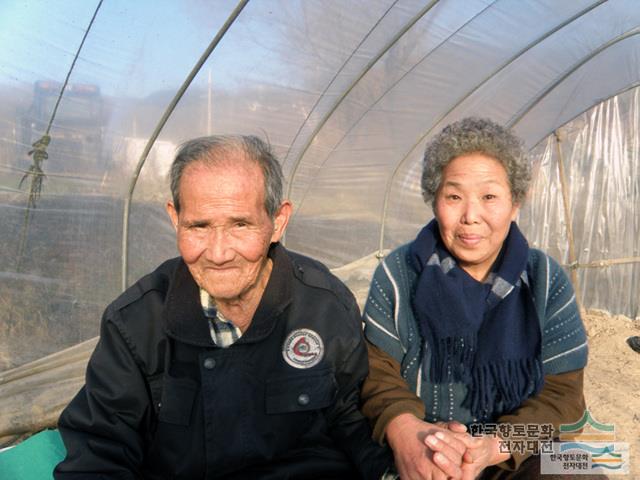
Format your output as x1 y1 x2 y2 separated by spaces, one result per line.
421 117 531 207
170 135 284 218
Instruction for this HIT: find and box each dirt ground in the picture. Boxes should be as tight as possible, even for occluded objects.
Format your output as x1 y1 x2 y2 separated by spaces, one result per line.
582 309 640 478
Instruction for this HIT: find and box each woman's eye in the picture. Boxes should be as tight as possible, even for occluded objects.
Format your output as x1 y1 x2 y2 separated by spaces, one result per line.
484 194 496 200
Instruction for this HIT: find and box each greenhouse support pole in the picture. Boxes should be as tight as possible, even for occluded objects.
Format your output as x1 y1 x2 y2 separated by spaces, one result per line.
121 0 249 291
554 130 582 309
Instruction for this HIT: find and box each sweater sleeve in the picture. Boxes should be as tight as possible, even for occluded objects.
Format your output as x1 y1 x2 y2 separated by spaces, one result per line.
361 258 425 444
362 259 407 365
534 252 588 374
495 368 586 471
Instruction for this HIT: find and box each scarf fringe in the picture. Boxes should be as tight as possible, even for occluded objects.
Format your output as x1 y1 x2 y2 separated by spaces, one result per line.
412 220 542 420
428 336 476 384
463 358 543 420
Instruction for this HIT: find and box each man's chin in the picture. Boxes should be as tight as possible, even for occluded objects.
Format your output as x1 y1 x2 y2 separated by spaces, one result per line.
195 268 267 304
202 286 241 302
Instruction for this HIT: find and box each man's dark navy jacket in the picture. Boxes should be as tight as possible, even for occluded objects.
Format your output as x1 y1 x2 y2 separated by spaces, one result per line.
54 244 392 479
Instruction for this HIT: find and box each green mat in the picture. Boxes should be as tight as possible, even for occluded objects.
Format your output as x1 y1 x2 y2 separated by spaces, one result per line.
0 430 66 479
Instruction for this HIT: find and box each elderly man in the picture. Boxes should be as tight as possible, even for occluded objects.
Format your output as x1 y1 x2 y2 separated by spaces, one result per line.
54 136 393 479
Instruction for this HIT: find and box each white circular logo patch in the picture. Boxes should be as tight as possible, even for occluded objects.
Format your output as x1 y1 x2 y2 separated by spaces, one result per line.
283 329 324 369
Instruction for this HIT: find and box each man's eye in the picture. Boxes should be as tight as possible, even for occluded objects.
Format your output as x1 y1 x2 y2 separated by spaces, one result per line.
484 194 496 200
447 194 461 200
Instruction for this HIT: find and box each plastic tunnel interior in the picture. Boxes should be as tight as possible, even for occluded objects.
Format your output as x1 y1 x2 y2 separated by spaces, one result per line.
0 0 638 374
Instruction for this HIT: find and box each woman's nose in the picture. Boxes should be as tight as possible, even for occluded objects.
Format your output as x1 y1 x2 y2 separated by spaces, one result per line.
461 199 481 224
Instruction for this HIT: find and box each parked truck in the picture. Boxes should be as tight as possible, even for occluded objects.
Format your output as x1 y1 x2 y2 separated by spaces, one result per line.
20 81 105 171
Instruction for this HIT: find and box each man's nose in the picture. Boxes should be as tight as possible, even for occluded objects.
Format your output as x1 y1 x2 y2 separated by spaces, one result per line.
205 228 235 264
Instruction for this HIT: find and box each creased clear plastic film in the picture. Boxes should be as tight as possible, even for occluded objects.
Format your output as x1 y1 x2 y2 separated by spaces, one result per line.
520 87 640 319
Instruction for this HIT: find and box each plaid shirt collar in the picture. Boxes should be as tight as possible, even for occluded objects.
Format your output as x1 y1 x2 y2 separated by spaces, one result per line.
164 244 292 347
200 289 242 348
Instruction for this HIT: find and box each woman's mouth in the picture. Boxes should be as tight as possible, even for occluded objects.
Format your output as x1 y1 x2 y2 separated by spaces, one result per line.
457 233 482 246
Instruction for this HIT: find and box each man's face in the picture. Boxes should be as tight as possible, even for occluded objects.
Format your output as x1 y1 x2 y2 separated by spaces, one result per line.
166 156 290 303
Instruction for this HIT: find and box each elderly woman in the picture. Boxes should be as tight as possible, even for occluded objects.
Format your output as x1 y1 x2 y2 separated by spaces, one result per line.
361 118 593 480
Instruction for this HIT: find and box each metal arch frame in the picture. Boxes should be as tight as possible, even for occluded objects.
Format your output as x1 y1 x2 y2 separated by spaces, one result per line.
291 0 499 165
507 29 640 129
283 0 440 209
526 81 640 152
281 0 401 172
375 0 614 256
120 0 250 291
285 0 502 226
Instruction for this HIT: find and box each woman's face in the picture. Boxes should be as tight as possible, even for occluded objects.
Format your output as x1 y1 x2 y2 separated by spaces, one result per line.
434 153 520 281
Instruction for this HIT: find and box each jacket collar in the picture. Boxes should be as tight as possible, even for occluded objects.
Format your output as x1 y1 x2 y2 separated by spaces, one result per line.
164 243 293 347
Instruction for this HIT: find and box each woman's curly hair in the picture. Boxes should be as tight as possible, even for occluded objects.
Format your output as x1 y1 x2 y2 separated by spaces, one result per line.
421 117 531 207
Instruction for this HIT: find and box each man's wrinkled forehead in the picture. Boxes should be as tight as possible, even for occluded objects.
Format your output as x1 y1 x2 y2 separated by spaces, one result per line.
178 153 266 203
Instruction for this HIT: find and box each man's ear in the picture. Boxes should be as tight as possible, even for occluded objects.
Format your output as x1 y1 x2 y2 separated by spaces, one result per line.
166 201 179 231
271 200 293 243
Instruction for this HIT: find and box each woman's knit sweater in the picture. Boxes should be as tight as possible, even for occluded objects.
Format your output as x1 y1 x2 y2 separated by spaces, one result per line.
363 243 588 426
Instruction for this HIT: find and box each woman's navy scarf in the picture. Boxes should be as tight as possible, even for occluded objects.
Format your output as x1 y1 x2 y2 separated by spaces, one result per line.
409 220 543 420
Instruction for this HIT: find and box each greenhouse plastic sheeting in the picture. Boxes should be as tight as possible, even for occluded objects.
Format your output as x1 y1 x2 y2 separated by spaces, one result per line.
0 0 638 370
